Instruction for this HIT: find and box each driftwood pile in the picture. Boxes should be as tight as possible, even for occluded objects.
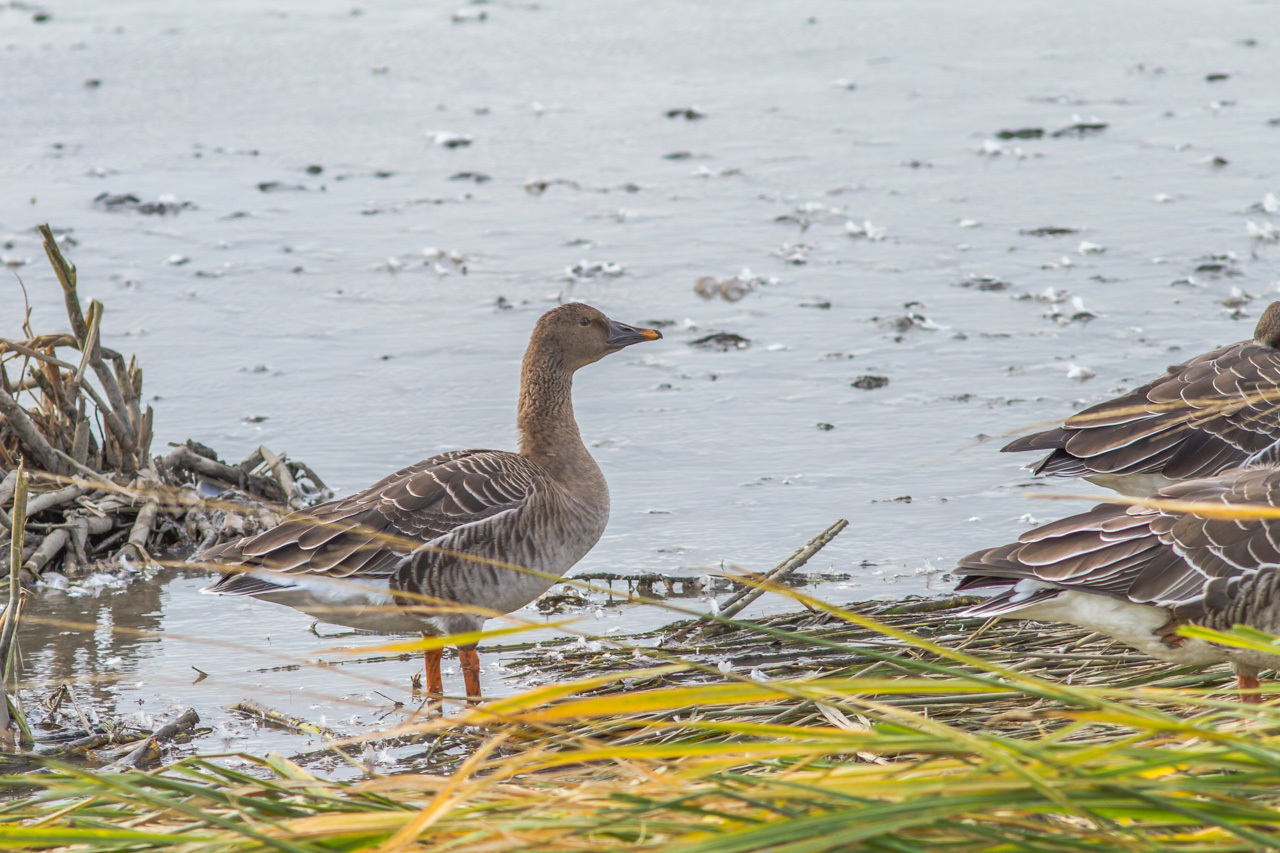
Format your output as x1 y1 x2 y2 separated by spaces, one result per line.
0 225 328 588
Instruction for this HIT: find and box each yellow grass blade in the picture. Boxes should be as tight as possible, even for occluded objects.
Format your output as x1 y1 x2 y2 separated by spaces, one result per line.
317 620 579 655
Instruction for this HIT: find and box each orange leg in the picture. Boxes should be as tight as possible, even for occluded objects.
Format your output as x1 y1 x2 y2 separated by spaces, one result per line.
459 647 482 704
424 645 444 699
1238 672 1263 705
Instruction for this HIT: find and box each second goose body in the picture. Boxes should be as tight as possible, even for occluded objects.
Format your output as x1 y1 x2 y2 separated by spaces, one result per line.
956 465 1280 700
200 303 661 700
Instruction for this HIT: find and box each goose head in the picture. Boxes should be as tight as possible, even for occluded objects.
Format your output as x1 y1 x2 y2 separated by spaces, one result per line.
530 303 662 370
1255 301 1280 349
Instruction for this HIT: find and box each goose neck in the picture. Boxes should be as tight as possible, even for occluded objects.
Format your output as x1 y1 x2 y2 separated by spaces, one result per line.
516 353 591 477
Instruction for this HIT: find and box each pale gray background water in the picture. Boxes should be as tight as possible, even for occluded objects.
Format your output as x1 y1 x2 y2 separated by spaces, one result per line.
3 0 1278 767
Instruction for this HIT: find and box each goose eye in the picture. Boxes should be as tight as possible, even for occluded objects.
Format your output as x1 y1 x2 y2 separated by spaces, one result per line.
579 317 590 326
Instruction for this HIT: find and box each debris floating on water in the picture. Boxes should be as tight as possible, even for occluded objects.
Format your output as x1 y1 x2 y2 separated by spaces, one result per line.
1050 118 1109 137
565 261 624 281
694 274 757 302
1065 363 1096 382
93 192 193 215
1020 226 1079 237
957 275 1010 291
845 219 887 241
665 107 706 120
996 127 1044 139
691 332 751 351
430 131 472 148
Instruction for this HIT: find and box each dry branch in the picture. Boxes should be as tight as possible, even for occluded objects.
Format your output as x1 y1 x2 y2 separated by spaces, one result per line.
23 484 84 517
160 444 285 502
0 388 64 475
259 445 297 504
123 496 159 562
26 515 112 576
107 708 199 770
673 519 848 641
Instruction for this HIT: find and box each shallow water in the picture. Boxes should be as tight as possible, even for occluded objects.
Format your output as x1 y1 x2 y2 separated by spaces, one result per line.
3 0 1279 766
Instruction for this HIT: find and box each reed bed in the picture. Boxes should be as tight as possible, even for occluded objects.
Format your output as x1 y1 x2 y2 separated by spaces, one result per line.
4 595 1280 852
493 596 1246 744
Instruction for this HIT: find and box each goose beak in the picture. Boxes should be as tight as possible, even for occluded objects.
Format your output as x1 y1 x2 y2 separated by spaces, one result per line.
605 318 662 349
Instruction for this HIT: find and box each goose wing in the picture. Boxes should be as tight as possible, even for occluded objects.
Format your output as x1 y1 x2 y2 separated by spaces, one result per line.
201 449 541 592
956 467 1280 617
1003 341 1280 481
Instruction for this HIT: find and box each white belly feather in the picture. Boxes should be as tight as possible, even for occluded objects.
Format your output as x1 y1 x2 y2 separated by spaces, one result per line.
1004 584 1226 666
210 570 425 634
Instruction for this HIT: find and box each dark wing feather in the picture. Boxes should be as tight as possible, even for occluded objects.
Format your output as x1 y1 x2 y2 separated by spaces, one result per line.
201 449 540 589
956 467 1280 610
1001 340 1280 482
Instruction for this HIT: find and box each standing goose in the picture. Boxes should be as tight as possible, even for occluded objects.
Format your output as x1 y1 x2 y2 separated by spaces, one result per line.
955 465 1280 701
1003 302 1280 496
200 303 661 701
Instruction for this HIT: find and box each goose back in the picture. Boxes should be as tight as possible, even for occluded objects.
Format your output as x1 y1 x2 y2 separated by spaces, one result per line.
1003 302 1280 494
203 449 538 582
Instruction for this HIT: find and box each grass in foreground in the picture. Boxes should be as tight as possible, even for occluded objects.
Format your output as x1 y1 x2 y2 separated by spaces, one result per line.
4 596 1280 852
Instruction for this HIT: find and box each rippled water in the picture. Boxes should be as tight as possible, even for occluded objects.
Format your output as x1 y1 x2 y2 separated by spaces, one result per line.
3 0 1279 765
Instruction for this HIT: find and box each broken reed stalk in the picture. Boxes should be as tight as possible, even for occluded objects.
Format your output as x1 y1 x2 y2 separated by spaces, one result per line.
39 224 143 471
672 518 848 641
0 390 63 475
0 464 27 743
0 226 144 475
123 494 159 563
258 445 298 506
0 471 14 533
231 699 346 741
718 518 848 617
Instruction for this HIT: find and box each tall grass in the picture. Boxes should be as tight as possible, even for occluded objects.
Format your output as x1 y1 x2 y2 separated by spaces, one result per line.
4 598 1280 852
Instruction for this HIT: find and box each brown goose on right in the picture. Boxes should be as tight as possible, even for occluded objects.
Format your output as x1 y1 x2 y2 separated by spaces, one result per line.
956 465 1280 701
1004 302 1280 496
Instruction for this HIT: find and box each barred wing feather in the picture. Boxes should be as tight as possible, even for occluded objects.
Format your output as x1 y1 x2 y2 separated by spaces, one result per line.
956 468 1280 621
201 449 539 592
